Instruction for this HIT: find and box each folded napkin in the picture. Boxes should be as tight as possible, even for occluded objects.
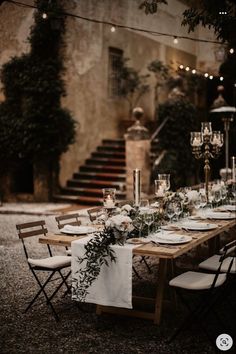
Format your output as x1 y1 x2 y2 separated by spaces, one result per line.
71 237 139 308
150 232 185 242
61 225 96 234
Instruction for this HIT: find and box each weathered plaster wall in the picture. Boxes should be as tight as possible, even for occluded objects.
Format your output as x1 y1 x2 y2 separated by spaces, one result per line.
0 0 219 187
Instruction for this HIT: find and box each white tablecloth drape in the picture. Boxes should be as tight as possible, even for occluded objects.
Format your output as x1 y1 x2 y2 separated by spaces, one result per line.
71 236 139 309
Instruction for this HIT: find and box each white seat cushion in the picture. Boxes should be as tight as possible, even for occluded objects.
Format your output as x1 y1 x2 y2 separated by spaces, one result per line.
169 271 226 290
199 255 236 274
28 256 71 269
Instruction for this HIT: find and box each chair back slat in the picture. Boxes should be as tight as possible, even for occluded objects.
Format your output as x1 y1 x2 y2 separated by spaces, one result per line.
211 239 236 289
16 220 47 239
55 213 81 229
87 207 103 222
16 220 46 230
18 228 48 239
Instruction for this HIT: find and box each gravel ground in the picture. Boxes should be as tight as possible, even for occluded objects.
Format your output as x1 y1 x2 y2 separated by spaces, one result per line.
0 212 235 354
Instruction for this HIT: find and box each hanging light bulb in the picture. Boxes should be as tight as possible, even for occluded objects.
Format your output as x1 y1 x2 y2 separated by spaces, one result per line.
173 36 178 44
220 76 224 81
209 75 214 80
110 26 116 33
185 66 190 71
229 48 234 54
42 12 48 19
204 73 209 78
179 64 184 70
192 69 196 74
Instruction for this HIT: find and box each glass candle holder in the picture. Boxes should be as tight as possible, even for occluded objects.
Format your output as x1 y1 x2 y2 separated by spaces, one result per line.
190 132 203 147
157 174 170 192
102 188 116 208
211 131 222 146
201 122 212 136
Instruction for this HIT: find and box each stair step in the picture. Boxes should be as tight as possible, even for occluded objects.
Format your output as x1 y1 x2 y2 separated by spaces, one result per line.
92 151 125 159
86 158 126 166
97 145 125 152
53 194 103 206
80 165 126 174
102 139 125 146
73 172 126 181
61 186 126 198
67 179 124 189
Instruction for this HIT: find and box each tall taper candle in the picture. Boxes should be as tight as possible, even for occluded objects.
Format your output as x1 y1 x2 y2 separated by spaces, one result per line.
232 156 236 181
133 169 141 207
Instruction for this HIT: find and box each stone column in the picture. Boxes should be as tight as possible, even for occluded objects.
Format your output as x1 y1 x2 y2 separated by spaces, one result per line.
124 107 151 200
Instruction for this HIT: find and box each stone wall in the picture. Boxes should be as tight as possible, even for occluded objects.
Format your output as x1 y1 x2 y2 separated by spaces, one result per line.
0 0 219 190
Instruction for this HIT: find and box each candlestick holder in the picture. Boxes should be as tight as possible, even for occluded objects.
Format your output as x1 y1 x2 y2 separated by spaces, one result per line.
190 122 224 202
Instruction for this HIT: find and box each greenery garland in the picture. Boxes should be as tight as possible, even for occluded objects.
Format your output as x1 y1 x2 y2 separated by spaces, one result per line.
72 229 119 302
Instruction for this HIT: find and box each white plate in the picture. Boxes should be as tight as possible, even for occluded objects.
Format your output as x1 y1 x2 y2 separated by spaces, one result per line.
60 225 97 235
153 235 192 245
214 205 236 212
205 212 236 220
181 222 218 231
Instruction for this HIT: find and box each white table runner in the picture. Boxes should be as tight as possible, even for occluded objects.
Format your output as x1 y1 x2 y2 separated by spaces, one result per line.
71 236 139 308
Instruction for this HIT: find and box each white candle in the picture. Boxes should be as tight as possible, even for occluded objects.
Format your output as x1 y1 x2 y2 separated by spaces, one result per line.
104 195 115 208
211 137 220 146
133 169 141 207
156 186 164 197
192 137 201 147
232 156 236 181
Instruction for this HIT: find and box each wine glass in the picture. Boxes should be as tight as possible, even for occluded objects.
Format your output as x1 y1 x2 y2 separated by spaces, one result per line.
173 201 183 222
199 193 207 216
166 202 175 224
144 212 154 236
133 213 145 238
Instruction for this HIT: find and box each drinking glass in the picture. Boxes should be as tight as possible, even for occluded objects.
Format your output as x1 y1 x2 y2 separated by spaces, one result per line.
144 212 154 236
166 202 175 223
173 201 183 221
133 214 145 238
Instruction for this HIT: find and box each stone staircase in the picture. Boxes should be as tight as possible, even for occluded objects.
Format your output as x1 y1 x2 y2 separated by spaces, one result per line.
54 138 159 206
54 139 127 205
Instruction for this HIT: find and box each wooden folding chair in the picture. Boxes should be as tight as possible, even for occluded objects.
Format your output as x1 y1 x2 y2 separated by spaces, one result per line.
87 207 103 222
16 220 71 321
167 240 236 345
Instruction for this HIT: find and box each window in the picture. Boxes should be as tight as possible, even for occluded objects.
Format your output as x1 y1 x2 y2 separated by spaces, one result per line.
108 47 123 98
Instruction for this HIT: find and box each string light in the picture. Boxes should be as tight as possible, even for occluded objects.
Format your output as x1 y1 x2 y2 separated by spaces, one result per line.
110 26 116 33
42 12 47 19
173 36 178 44
178 64 224 81
4 0 225 45
229 48 234 54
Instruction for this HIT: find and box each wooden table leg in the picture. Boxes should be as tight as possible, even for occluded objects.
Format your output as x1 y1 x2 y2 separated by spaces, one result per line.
154 258 168 325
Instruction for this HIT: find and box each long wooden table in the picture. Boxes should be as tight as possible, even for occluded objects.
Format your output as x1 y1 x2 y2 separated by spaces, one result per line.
39 218 236 325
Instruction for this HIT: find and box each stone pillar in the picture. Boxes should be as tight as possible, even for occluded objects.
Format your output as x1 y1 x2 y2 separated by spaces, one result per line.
124 107 151 200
